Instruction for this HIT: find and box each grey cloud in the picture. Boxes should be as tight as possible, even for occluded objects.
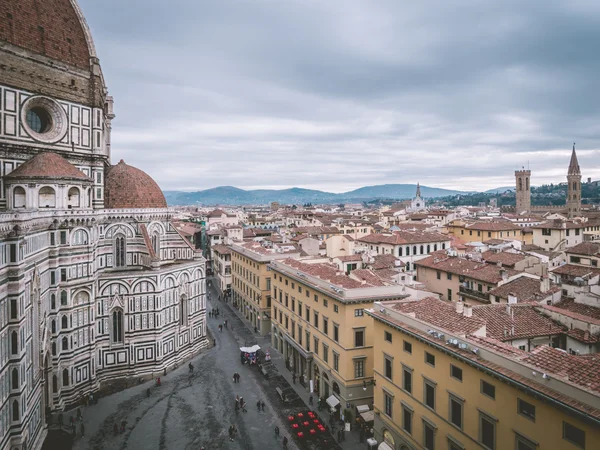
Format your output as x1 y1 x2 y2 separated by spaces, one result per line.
79 0 600 192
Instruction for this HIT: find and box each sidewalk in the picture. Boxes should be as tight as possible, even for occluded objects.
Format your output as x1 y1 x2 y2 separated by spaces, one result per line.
212 278 368 450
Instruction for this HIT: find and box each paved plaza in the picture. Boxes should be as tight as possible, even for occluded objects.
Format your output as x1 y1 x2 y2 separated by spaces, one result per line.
65 278 367 450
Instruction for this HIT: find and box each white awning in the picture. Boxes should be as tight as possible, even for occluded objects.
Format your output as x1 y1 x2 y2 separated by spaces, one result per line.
360 411 375 422
356 404 370 414
240 345 261 353
378 443 394 450
326 395 340 408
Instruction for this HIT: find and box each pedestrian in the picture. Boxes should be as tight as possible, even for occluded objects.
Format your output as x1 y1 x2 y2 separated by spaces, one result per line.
337 429 342 441
71 423 76 437
80 423 85 437
225 319 228 327
257 400 261 411
120 420 127 433
89 393 94 405
309 394 313 405
236 394 240 404
261 401 265 412
228 425 234 441
292 373 296 384
77 407 82 421
237 373 240 382
164 367 167 376
240 397 247 412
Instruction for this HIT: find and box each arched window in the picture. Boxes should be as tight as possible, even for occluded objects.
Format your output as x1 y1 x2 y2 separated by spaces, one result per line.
420 245 424 254
51 294 56 309
51 320 56 334
115 235 126 267
60 290 67 306
426 245 430 253
62 369 69 386
11 331 18 354
152 232 160 257
180 295 188 326
12 368 18 389
406 246 410 256
38 186 56 208
398 247 403 257
67 187 80 208
526 178 530 190
52 342 56 356
12 400 19 421
434 244 437 251
62 337 68 351
13 186 26 208
442 243 446 250
52 375 58 393
72 229 88 245
61 316 68 330
518 178 523 190
112 309 123 343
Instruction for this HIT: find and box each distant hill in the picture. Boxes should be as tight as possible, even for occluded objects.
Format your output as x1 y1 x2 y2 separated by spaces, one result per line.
484 186 515 194
163 184 469 206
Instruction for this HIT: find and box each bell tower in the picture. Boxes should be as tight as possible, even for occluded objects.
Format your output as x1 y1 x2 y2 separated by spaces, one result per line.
515 168 531 213
567 143 582 218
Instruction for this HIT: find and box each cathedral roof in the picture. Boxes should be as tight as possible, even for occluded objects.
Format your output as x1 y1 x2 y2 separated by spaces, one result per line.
104 160 167 209
568 144 581 176
0 0 96 70
4 152 91 181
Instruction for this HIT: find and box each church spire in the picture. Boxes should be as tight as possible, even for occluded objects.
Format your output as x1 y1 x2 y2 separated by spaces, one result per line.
569 142 581 175
416 182 421 198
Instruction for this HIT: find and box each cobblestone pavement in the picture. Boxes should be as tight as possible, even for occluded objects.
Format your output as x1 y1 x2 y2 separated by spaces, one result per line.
69 277 364 450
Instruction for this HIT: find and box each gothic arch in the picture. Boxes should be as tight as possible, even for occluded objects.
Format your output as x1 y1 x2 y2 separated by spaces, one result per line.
104 223 135 239
132 279 157 293
100 281 129 296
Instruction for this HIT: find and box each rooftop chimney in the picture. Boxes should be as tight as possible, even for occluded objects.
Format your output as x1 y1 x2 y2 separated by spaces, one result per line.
456 301 464 314
463 303 473 318
500 269 508 281
540 276 550 293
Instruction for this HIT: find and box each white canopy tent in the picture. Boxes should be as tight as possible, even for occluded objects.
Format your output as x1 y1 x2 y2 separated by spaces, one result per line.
239 345 261 353
326 394 340 409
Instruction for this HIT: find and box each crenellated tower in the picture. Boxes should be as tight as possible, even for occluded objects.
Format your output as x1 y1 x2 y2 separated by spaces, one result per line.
515 168 531 213
567 143 582 218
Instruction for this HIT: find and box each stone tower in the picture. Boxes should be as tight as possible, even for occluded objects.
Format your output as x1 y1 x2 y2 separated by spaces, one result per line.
515 169 531 213
567 143 582 218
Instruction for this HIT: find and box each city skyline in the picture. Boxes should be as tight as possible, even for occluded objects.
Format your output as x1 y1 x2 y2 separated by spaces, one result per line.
79 0 600 192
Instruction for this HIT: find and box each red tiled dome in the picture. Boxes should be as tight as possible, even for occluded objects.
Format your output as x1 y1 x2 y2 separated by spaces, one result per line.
5 152 91 181
0 0 94 70
104 160 167 209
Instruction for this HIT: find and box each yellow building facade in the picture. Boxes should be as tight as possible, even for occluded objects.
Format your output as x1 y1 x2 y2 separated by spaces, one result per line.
230 241 300 335
270 258 407 417
367 301 600 450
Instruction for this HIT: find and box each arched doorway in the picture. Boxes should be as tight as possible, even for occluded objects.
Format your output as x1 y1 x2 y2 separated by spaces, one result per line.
322 372 330 398
333 382 340 395
313 365 321 395
383 429 396 447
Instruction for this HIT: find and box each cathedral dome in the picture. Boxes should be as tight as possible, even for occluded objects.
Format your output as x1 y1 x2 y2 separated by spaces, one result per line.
104 160 167 209
5 152 91 182
0 0 96 69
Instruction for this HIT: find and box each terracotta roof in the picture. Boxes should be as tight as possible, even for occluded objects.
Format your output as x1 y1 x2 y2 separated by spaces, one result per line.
280 259 385 290
520 346 600 393
0 0 92 69
5 152 91 181
482 251 528 268
391 297 487 334
415 254 520 284
211 244 232 255
550 264 600 278
488 277 557 302
294 226 340 235
104 160 167 209
358 230 448 245
567 242 600 257
472 304 564 341
350 269 386 286
551 298 600 322
463 221 521 231
566 328 600 344
335 255 363 262
369 254 404 270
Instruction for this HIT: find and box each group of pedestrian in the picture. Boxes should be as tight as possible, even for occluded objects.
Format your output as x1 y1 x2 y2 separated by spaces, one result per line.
228 424 238 441
255 400 266 412
113 420 128 436
208 308 220 319
232 372 241 383
235 395 247 413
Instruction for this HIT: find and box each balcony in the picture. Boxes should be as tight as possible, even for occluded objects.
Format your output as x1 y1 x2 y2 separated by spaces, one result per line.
459 286 490 302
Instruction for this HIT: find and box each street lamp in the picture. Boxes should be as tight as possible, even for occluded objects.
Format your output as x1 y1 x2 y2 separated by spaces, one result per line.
363 379 376 391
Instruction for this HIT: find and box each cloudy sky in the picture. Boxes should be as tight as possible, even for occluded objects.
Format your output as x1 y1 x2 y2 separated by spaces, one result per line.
79 0 600 193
